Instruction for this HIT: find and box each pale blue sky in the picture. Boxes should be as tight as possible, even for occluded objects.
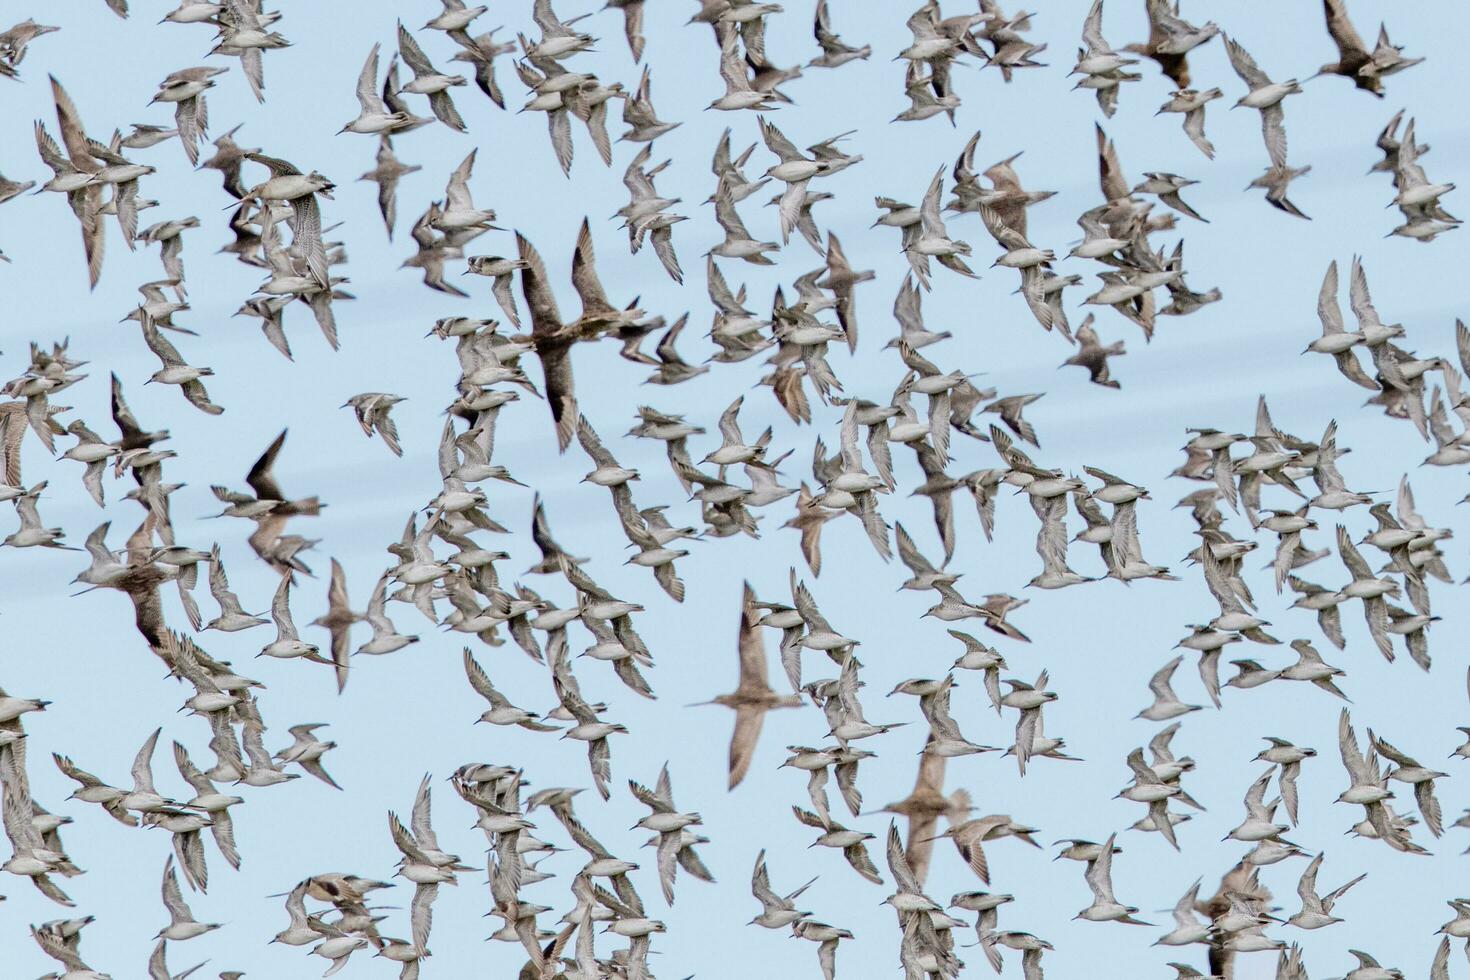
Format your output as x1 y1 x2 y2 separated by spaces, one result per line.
2 1 1468 978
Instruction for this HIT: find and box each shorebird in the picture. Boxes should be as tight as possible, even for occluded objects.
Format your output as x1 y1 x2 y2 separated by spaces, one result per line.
761 118 832 244
136 313 220 415
904 167 974 288
1000 670 1056 774
1287 852 1365 929
550 630 626 800
1137 656 1202 722
924 813 1040 885
516 231 578 451
157 856 221 940
343 393 406 457
1332 949 1404 980
692 584 803 788
1075 833 1150 925
259 574 333 667
0 18 58 66
342 44 411 136
791 918 854 980
149 66 225 167
1154 879 1208 946
1279 639 1349 703
307 558 361 692
749 848 815 929
1315 0 1422 96
201 546 264 633
1309 261 1377 390
1072 0 1139 118
1336 524 1399 660
272 724 340 789
620 66 679 143
172 741 241 869
241 152 334 287
1157 87 1221 159
1224 35 1299 160
1124 0 1218 87
464 647 557 731
793 804 882 885
628 764 703 904
396 22 466 131
1336 709 1412 853
1370 731 1447 837
1118 747 1182 850
808 0 870 69
709 22 776 111
1133 172 1206 222
1063 315 1126 388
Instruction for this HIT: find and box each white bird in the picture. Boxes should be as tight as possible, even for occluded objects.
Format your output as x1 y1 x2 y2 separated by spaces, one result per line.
259 573 334 667
157 856 221 940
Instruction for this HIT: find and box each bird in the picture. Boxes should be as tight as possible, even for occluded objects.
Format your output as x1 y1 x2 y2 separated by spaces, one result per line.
628 764 705 904
1063 315 1126 388
273 723 341 789
749 847 815 930
1370 731 1447 837
1223 35 1300 176
396 22 467 132
240 151 335 289
307 558 362 692
139 313 222 415
1137 656 1202 722
517 231 578 452
1072 0 1140 118
1124 0 1218 87
1287 852 1365 929
691 583 803 788
343 393 406 456
1075 833 1150 925
341 44 411 136
259 573 333 668
463 647 557 732
150 66 226 165
1157 87 1222 159
1315 0 1422 96
157 856 222 940
1154 878 1208 946
793 805 882 885
808 0 870 69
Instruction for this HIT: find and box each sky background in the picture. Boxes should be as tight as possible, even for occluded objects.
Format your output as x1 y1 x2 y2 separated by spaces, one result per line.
1 1 1469 978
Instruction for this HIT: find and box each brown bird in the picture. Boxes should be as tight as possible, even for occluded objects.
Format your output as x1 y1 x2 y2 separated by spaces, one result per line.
309 558 363 694
1123 0 1220 88
517 231 576 452
692 583 803 789
1062 315 1126 389
1197 862 1273 979
217 430 325 578
47 76 106 289
1313 0 1421 96
872 743 972 889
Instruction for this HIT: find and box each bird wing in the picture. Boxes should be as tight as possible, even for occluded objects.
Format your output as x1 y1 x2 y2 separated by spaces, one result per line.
570 218 614 316
1316 260 1345 335
396 22 438 77
1222 35 1270 88
1322 0 1369 60
355 43 385 113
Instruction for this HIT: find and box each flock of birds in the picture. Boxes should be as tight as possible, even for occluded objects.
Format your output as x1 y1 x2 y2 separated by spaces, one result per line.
0 0 1466 978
